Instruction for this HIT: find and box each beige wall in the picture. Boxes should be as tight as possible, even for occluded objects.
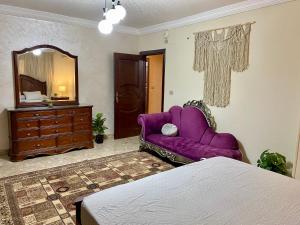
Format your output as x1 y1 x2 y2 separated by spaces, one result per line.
139 1 300 167
0 14 138 154
147 54 164 114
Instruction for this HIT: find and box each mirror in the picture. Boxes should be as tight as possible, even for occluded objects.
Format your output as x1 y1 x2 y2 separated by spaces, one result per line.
13 45 79 107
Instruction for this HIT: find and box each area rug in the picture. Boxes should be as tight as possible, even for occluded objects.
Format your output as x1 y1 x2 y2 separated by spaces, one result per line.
0 151 174 225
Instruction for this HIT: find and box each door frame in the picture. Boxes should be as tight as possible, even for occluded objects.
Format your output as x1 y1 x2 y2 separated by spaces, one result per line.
293 124 300 178
140 49 166 113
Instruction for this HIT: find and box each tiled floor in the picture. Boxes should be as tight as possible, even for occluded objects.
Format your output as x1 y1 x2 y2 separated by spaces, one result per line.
0 136 140 178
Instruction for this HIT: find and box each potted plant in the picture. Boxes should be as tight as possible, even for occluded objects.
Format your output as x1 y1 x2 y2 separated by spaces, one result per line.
92 113 108 144
257 150 288 175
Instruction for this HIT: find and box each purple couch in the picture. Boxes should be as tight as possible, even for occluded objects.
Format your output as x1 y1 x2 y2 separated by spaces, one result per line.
138 102 242 164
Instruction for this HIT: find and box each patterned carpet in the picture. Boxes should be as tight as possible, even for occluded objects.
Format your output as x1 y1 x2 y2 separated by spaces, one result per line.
0 151 174 225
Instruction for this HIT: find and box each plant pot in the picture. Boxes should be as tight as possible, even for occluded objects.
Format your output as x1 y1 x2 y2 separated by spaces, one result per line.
95 134 104 144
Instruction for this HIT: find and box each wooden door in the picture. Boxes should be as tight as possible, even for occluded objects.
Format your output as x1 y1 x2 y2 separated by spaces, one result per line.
114 53 146 139
147 54 164 114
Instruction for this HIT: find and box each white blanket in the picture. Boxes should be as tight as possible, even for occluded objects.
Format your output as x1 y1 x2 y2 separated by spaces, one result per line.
82 157 300 225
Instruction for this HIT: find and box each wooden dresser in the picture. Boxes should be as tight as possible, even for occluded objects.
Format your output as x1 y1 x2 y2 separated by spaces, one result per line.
7 105 94 161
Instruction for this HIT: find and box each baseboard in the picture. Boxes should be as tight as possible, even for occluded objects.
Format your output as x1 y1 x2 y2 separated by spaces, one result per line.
0 149 8 156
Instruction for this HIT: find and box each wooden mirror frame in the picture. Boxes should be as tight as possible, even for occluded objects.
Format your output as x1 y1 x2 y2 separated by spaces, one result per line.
12 44 79 108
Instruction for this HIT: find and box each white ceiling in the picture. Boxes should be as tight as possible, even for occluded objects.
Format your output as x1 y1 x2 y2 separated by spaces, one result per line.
0 0 244 28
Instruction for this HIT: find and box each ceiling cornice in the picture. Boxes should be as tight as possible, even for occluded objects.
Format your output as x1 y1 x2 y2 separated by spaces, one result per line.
139 0 294 34
0 0 294 36
0 4 140 35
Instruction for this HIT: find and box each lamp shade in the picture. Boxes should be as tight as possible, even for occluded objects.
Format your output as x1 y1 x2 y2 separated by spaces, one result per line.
58 85 66 93
98 19 113 34
115 4 126 20
106 8 121 24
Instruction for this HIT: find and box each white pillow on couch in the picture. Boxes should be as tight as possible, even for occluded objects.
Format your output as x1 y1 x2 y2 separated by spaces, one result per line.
161 123 178 137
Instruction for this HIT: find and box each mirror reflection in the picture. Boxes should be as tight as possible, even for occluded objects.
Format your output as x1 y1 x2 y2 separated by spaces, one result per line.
17 48 76 103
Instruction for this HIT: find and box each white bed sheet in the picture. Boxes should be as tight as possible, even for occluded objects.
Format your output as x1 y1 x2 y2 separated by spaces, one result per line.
82 157 300 225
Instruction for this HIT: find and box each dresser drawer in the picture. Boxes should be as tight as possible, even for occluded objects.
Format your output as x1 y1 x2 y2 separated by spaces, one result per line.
56 109 74 116
73 108 90 115
16 129 39 139
41 126 72 136
17 138 56 151
74 114 90 124
73 132 91 143
16 120 39 129
57 135 73 146
56 108 90 116
40 116 72 127
73 123 91 132
15 110 56 119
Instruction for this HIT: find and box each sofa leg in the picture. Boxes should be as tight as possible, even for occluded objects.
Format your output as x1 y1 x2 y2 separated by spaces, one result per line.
139 145 145 152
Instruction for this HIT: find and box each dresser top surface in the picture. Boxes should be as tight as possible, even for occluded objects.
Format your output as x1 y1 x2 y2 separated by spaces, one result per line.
7 104 93 112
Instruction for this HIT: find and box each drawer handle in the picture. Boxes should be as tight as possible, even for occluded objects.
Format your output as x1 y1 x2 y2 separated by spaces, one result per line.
55 121 59 124
34 113 40 117
55 130 59 133
27 133 31 136
36 144 41 147
80 118 84 121
26 123 31 127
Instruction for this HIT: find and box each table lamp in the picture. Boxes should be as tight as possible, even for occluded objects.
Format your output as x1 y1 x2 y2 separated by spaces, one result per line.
58 85 66 97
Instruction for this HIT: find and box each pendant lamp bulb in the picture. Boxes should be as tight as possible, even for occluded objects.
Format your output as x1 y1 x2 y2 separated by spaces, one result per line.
115 1 126 20
98 18 113 35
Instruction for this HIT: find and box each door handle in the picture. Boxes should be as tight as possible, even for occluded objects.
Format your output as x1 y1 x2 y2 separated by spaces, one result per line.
116 92 119 103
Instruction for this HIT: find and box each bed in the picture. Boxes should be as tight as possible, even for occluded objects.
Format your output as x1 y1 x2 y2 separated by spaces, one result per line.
19 74 50 102
76 157 300 225
20 74 47 95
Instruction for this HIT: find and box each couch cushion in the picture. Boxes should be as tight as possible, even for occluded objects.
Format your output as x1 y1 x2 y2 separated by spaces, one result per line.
180 106 209 142
200 127 215 145
146 134 242 161
179 145 242 161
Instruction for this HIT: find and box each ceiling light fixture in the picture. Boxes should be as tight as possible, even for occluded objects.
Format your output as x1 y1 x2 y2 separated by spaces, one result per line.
106 1 121 25
98 0 126 35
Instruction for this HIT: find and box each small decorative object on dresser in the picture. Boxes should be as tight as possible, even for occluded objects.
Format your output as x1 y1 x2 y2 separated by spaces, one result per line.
7 105 94 161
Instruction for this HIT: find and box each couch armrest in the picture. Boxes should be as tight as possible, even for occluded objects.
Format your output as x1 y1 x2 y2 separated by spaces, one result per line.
138 112 172 139
210 133 239 150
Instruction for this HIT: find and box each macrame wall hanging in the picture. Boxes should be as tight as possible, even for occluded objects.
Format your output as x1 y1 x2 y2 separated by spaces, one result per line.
193 22 254 107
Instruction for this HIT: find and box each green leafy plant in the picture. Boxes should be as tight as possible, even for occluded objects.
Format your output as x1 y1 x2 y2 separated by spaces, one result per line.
92 113 108 135
257 150 287 175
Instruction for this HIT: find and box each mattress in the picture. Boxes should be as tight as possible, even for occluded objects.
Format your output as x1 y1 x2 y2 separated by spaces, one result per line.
81 157 300 225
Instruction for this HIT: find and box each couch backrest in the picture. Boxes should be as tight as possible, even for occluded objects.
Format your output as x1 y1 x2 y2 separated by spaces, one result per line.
169 106 182 130
169 106 210 142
